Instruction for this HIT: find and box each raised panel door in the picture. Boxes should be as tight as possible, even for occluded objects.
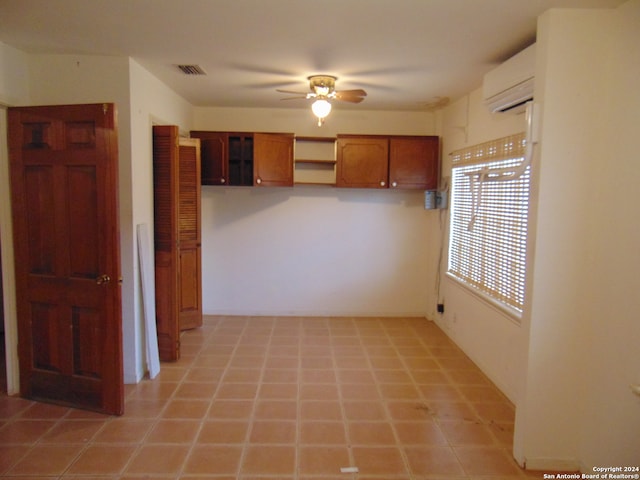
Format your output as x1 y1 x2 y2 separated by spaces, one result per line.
9 103 123 415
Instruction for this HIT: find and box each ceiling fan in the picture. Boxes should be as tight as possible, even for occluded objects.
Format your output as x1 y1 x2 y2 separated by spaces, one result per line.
277 75 367 125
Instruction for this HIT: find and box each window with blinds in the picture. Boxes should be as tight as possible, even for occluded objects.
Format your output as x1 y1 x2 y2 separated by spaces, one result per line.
448 133 531 315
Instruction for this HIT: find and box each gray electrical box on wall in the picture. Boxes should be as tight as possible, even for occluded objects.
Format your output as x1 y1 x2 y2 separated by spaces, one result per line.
425 190 447 210
424 190 436 209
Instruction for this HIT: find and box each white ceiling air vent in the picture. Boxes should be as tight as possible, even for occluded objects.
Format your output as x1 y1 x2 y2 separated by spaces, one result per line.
176 64 207 75
483 43 536 114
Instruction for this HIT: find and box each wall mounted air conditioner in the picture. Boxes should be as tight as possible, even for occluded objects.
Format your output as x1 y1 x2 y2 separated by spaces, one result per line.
483 43 536 113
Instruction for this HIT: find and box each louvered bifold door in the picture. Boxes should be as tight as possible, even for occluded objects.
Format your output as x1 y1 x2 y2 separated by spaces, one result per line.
152 125 180 361
177 138 202 330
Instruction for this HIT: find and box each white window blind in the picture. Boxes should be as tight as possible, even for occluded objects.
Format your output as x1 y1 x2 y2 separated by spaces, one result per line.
448 133 530 314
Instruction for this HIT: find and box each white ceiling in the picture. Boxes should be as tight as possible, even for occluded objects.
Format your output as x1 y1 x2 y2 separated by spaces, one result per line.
0 0 625 111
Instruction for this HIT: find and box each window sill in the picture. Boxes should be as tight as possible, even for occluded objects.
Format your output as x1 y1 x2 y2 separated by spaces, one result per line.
444 273 523 326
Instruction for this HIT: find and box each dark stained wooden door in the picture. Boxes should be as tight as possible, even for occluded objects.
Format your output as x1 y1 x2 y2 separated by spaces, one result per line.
8 103 123 415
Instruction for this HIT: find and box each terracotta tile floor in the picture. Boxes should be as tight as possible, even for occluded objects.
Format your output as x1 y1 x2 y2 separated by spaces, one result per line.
0 316 542 479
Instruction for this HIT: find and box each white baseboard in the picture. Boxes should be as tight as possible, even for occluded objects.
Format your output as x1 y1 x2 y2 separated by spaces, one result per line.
203 309 429 318
523 457 581 473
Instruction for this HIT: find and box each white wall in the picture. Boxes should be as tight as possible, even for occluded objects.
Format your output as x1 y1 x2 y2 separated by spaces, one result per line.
515 9 608 469
0 42 31 394
436 88 527 403
194 107 441 317
0 42 30 106
194 107 436 137
516 2 640 470
580 0 640 466
201 186 433 316
127 59 194 381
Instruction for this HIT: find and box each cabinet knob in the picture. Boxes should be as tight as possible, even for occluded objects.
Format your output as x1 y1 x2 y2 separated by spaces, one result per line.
391 181 397 187
380 181 386 187
256 177 262 185
220 178 226 184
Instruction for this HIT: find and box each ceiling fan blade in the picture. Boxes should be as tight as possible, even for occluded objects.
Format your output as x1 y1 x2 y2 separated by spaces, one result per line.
280 96 308 101
336 89 367 96
335 89 367 103
335 96 365 103
276 88 310 95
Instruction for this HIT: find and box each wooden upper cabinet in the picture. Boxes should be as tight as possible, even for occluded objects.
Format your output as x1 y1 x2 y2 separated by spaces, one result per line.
337 134 439 189
389 136 439 190
336 135 389 188
191 131 293 187
192 130 438 189
254 133 294 187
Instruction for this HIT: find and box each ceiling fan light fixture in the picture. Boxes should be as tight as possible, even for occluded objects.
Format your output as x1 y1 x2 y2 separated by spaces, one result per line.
309 75 337 93
311 99 332 126
276 74 365 125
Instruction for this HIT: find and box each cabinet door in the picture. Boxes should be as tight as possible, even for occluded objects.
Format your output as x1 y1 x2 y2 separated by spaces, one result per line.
193 132 227 185
336 136 389 188
228 134 254 186
254 133 294 186
389 136 439 189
